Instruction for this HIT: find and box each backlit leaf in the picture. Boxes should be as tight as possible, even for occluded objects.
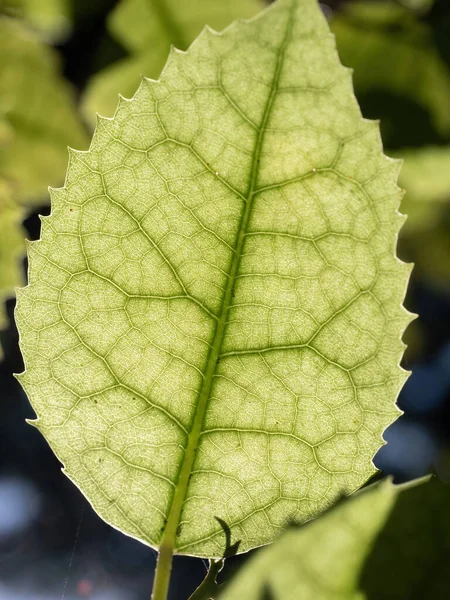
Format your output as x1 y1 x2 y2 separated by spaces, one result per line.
16 0 412 558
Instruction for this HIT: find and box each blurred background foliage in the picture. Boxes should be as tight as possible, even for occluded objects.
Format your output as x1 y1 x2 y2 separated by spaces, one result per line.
222 476 450 599
0 0 449 598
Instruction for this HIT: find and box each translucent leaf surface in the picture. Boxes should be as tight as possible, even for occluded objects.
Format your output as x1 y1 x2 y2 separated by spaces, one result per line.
81 0 262 124
221 477 450 600
0 17 87 204
331 1 450 138
17 0 412 557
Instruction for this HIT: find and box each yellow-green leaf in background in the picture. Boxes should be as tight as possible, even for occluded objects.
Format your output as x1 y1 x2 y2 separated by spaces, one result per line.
397 146 450 232
0 0 71 43
398 0 434 13
0 177 25 353
16 0 412 591
81 0 263 125
221 477 450 600
0 17 87 205
331 1 450 139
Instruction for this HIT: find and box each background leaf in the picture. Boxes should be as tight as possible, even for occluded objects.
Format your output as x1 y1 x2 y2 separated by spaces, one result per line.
393 146 450 234
331 0 450 146
0 0 71 43
0 177 25 356
0 16 88 205
220 476 450 600
16 0 411 560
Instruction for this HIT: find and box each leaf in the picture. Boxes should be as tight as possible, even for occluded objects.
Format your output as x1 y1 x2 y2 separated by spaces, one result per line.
0 0 71 42
220 477 450 600
16 0 412 559
0 16 88 204
331 1 450 141
0 177 25 349
81 0 263 125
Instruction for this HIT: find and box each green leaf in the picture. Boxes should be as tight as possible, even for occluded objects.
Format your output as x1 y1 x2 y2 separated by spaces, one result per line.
0 177 25 345
0 0 71 42
0 16 88 204
397 0 434 13
393 147 450 291
331 1 450 139
220 477 450 599
81 0 263 125
16 0 412 559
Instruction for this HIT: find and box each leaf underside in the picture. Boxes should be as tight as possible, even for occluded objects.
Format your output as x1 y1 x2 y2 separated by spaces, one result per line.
16 0 412 558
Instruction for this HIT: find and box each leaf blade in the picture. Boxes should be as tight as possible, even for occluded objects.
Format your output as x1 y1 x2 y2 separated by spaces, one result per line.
16 0 412 558
81 0 263 124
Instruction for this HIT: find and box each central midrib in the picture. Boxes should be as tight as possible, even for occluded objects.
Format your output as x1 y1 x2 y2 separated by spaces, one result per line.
158 8 293 556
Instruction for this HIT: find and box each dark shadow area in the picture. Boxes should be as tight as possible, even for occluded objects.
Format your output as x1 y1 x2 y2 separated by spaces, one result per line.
360 479 450 599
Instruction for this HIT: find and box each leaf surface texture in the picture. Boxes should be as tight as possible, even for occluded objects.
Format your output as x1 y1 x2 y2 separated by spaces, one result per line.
17 0 411 557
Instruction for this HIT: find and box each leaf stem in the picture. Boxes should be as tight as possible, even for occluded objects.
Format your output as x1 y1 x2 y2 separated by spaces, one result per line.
151 544 174 600
188 559 224 600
